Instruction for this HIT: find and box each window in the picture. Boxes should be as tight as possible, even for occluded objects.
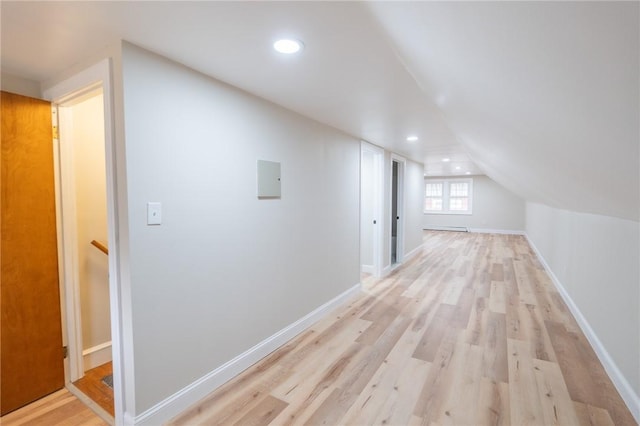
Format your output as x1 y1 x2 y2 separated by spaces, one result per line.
424 178 473 214
424 182 443 211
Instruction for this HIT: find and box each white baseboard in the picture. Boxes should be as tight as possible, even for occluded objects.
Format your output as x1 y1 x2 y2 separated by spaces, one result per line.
380 264 392 278
378 245 423 280
403 245 422 262
361 264 373 274
525 234 640 423
423 225 468 232
467 228 525 235
82 341 112 371
132 283 362 425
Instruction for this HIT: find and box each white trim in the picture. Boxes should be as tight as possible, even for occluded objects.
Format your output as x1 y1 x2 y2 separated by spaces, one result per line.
83 341 113 371
424 177 473 215
423 225 469 232
402 244 422 263
132 283 362 426
54 104 85 381
424 211 473 216
52 116 77 383
526 234 640 423
380 265 392 278
43 59 126 426
82 340 113 356
467 228 525 235
380 262 401 278
379 245 421 279
390 154 406 266
360 264 374 274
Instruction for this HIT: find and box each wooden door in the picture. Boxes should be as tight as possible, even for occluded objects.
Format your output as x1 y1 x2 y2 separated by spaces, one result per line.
1 91 64 415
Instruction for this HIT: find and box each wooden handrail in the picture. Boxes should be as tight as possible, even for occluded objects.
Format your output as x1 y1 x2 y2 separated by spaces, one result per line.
90 240 109 255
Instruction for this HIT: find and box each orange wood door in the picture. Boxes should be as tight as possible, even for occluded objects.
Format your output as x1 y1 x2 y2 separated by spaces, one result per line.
1 91 64 415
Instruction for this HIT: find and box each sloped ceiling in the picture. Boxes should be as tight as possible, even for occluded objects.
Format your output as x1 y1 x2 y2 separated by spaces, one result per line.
1 2 638 220
367 1 639 221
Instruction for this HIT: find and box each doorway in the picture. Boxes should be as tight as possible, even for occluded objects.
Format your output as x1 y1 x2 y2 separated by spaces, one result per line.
55 89 114 417
390 156 405 266
360 142 384 278
43 59 123 424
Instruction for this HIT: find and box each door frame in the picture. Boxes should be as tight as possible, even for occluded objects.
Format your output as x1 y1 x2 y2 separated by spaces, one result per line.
43 59 124 425
360 141 384 277
389 154 406 267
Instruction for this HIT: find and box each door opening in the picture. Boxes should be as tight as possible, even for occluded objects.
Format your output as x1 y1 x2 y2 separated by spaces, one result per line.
390 157 405 267
55 89 114 417
44 59 122 424
360 142 383 278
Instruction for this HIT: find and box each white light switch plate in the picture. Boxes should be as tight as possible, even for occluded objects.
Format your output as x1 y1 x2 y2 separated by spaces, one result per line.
147 202 162 225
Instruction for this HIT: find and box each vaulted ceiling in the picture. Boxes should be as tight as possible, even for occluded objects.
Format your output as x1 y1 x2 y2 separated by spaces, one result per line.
1 2 638 220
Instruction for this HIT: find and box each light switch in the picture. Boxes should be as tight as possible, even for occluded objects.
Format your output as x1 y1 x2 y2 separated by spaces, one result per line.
147 202 162 225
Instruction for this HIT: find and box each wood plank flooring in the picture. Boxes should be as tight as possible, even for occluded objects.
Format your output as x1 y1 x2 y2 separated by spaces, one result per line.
0 389 107 426
72 362 115 417
170 231 636 426
2 232 634 425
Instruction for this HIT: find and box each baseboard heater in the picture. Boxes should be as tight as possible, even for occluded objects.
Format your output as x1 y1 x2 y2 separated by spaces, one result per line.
423 226 469 232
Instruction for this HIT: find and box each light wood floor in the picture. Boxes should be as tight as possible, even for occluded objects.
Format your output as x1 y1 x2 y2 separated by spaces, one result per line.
0 389 107 426
2 232 635 425
170 231 636 425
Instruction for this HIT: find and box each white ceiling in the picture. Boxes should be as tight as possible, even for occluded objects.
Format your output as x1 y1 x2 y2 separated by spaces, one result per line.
1 1 637 220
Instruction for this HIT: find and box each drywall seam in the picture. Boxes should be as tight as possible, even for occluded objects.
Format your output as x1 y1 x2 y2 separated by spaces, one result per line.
132 283 362 425
525 234 640 423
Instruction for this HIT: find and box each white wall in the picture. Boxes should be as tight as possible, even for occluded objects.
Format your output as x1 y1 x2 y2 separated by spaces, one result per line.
404 160 425 256
526 202 639 415
423 174 525 232
121 43 360 415
1 72 40 98
68 93 111 366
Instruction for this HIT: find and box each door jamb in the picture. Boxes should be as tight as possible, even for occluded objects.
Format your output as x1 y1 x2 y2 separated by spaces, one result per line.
52 92 94 382
43 59 125 426
390 154 406 266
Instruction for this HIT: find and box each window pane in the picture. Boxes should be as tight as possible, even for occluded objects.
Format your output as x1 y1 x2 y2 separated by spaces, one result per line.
425 183 443 197
425 198 443 211
450 182 468 197
449 197 469 211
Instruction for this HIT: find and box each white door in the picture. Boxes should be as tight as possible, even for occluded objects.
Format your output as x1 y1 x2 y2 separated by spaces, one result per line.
360 142 384 277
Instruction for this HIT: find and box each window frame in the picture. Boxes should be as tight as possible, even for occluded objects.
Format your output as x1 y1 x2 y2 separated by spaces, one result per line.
424 181 445 212
424 177 473 215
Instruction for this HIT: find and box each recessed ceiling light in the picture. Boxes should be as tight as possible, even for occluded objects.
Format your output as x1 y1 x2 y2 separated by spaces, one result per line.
406 135 418 142
273 39 304 54
455 166 461 170
465 171 471 175
442 158 450 162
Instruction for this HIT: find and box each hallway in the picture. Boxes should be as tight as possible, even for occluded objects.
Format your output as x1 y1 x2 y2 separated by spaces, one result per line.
2 231 634 425
170 231 635 425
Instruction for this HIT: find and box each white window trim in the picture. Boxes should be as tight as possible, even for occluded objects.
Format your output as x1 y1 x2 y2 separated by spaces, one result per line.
424 177 473 215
